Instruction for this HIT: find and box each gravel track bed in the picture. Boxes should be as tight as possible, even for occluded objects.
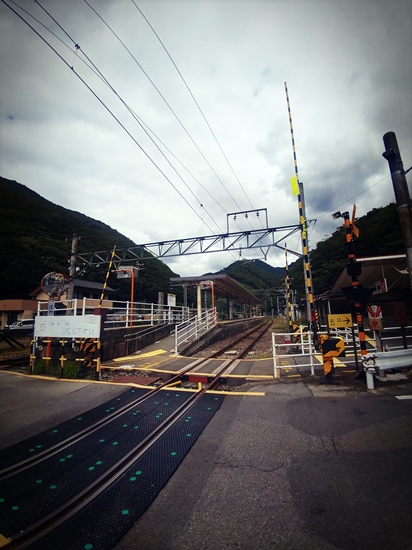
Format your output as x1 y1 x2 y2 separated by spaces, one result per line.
193 324 287 359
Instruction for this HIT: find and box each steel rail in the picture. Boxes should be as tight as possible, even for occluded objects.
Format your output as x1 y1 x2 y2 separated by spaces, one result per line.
0 355 220 479
6 356 235 549
208 319 273 359
1 321 271 479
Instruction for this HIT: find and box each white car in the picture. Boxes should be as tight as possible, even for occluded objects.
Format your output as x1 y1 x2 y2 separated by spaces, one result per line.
5 319 35 330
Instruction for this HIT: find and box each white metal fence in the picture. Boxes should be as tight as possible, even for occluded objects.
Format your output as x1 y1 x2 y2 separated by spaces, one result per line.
174 308 217 354
37 298 195 328
272 328 315 377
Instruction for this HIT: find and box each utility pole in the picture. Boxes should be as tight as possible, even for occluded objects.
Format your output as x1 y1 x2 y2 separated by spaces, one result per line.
67 234 79 301
382 132 412 292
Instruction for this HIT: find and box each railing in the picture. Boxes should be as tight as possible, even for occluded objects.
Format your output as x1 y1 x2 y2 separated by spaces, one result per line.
37 298 195 328
123 323 172 355
362 348 412 389
174 308 217 354
272 328 315 377
378 325 412 351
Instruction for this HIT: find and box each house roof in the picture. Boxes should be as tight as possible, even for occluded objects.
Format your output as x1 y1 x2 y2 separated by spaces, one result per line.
329 254 409 298
0 299 38 312
29 278 115 297
170 274 260 303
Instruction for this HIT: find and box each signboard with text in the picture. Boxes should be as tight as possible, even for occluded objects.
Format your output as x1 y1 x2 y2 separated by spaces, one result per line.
327 313 353 329
34 315 101 339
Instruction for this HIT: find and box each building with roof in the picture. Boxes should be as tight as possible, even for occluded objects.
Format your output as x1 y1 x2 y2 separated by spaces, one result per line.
0 279 115 330
170 274 260 319
314 254 411 327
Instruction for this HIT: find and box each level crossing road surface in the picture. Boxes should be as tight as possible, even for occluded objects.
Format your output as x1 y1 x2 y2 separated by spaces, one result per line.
0 346 411 549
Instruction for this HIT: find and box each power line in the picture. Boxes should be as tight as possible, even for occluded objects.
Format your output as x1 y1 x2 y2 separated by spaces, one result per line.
3 0 222 237
11 0 227 233
84 0 254 219
130 0 257 213
316 174 391 220
33 0 225 234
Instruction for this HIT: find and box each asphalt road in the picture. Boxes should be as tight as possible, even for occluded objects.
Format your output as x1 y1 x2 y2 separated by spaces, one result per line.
1 372 411 549
115 381 412 550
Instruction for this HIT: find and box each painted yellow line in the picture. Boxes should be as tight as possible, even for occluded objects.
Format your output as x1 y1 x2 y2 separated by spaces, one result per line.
287 374 301 378
242 375 274 379
113 349 167 362
206 390 265 396
0 533 11 547
104 357 172 371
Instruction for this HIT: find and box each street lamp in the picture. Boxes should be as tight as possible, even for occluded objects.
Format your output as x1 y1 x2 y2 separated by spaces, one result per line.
116 265 139 326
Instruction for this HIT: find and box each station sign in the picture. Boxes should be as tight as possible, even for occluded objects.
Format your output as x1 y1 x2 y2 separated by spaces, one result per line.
327 313 353 328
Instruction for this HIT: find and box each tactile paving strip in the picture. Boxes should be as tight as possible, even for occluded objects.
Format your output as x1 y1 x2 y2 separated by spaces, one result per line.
22 393 225 550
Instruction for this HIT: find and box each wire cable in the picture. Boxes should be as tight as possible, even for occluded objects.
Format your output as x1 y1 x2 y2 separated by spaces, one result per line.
33 0 224 233
130 0 257 213
3 0 221 237
85 0 243 214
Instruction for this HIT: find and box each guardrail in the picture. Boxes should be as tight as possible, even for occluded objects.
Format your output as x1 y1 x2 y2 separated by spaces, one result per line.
362 349 412 389
272 328 315 377
37 298 195 328
174 308 217 354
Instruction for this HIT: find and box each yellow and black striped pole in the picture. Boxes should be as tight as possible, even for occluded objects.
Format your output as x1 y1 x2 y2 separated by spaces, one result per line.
285 243 293 333
99 246 116 307
284 82 318 344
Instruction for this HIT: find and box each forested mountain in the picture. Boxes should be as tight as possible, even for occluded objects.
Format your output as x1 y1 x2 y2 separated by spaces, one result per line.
0 177 405 305
214 259 285 290
0 177 179 302
288 203 405 298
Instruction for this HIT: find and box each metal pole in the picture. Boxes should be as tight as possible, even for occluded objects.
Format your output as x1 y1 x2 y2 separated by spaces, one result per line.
67 234 79 301
284 83 318 346
285 243 293 332
382 132 412 292
99 246 116 307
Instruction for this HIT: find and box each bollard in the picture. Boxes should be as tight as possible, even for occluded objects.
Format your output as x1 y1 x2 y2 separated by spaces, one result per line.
319 334 345 384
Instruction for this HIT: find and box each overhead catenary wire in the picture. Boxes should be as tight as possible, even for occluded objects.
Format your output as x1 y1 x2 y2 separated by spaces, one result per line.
130 0 258 214
84 0 244 215
13 0 230 233
32 0 224 235
2 0 223 238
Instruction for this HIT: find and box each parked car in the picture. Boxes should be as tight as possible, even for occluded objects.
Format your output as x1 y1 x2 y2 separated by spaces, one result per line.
4 319 35 331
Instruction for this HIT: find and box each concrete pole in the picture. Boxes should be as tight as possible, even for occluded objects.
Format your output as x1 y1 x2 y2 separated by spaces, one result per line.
382 132 412 292
67 234 79 301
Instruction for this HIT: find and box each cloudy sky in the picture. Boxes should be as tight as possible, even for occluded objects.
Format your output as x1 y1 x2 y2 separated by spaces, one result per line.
1 0 411 277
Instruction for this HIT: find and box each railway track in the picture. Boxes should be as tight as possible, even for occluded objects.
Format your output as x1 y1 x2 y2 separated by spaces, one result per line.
0 324 270 550
0 355 30 369
197 318 275 359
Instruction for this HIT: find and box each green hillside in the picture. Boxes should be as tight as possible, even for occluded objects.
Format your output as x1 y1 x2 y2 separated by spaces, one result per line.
0 177 179 302
215 259 285 290
1 177 406 307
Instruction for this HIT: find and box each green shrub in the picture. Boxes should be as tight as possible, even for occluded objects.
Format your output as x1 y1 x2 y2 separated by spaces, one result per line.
62 361 80 379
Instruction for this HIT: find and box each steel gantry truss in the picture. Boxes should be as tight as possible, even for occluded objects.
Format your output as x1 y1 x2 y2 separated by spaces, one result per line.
76 224 303 268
